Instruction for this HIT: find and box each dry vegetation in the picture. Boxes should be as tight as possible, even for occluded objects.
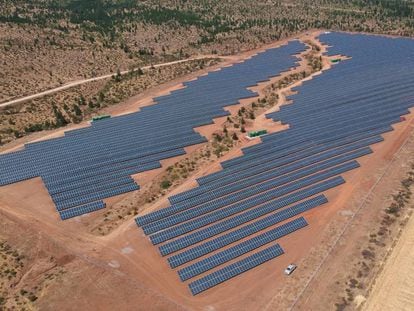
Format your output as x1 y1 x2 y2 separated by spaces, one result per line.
334 163 414 311
0 216 69 310
1 0 413 102
0 58 219 145
1 0 412 144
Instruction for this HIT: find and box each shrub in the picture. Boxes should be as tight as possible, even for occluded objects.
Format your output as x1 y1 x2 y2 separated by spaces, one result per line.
28 294 38 302
160 180 171 189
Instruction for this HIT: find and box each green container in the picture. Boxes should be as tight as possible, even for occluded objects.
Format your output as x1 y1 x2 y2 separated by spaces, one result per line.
248 129 267 138
92 115 111 122
331 58 341 63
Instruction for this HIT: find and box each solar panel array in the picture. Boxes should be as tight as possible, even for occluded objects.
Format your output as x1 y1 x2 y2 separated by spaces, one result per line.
178 216 308 281
59 201 106 220
189 243 285 295
135 32 414 295
0 41 306 220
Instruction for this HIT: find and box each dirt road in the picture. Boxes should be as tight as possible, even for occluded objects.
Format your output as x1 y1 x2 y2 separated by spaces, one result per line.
0 55 222 108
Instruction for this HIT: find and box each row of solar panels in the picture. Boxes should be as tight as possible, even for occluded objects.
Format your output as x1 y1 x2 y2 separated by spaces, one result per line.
151 162 358 248
59 201 106 220
167 195 329 269
143 148 370 236
137 134 381 227
189 243 284 295
42 148 186 186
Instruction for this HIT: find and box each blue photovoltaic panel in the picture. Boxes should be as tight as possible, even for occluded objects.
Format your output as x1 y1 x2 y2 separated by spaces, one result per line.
156 162 356 252
166 143 374 208
167 196 326 268
59 201 106 220
188 243 285 295
178 215 309 280
196 135 381 186
143 148 370 235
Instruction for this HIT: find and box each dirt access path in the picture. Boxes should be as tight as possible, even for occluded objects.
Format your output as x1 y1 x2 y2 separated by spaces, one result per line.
287 113 414 311
0 54 222 108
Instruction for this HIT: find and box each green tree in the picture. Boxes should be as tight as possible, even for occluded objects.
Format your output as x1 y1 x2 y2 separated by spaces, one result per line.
73 104 82 116
52 105 68 127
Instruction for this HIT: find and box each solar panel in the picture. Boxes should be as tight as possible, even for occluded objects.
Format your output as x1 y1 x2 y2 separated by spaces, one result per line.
178 216 309 281
3 33 414 295
155 162 355 250
167 197 324 268
59 201 106 220
188 243 285 295
143 149 369 235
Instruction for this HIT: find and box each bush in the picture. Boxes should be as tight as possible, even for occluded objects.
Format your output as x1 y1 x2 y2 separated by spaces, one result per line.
13 130 22 138
73 104 82 116
52 106 68 127
386 203 399 214
24 123 43 133
213 133 223 142
28 294 38 302
160 180 171 189
349 278 358 288
361 249 375 260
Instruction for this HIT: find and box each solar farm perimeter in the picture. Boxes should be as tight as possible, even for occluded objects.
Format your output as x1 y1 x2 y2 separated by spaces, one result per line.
0 31 413 310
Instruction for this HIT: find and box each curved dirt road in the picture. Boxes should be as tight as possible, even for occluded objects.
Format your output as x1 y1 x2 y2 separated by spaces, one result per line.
0 55 221 108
